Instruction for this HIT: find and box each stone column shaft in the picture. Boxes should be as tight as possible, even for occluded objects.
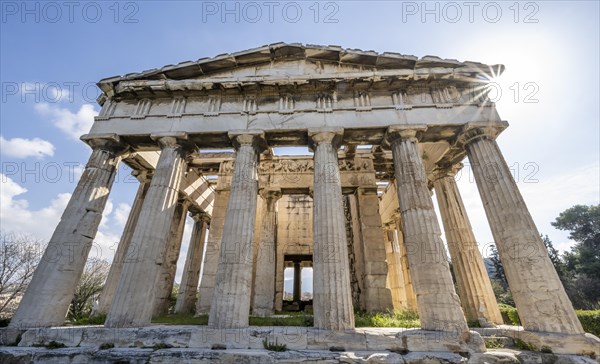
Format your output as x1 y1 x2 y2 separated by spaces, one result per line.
195 189 229 315
432 165 503 326
10 137 123 328
395 226 418 310
386 126 468 336
175 213 209 314
355 188 394 312
384 229 408 309
153 198 189 317
105 135 191 327
293 261 302 303
465 128 583 334
95 172 150 316
310 128 354 330
252 189 281 316
208 131 266 328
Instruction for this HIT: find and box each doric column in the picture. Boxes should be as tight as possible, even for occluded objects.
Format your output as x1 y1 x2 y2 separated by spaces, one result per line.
95 170 151 316
252 188 281 317
10 135 125 328
355 187 394 312
208 131 267 328
431 163 503 326
152 197 190 317
195 188 229 315
175 211 209 314
105 133 193 328
309 128 354 330
462 125 583 334
384 229 408 310
384 125 468 337
293 261 302 303
393 217 418 310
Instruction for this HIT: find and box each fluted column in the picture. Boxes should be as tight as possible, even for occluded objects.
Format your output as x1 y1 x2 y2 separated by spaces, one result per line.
252 188 282 316
95 170 151 316
175 212 209 314
394 226 418 310
432 164 503 326
153 198 190 317
309 128 354 330
385 125 468 337
10 135 125 328
208 131 266 328
463 126 583 334
195 188 229 315
384 229 408 309
355 187 394 312
105 133 192 327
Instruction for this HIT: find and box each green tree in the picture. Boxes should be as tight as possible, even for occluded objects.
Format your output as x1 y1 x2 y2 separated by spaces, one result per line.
542 234 564 276
551 204 600 309
67 258 110 321
552 205 600 242
488 244 514 306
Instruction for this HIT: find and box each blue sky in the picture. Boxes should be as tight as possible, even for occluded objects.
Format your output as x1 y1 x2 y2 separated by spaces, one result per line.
1 1 599 286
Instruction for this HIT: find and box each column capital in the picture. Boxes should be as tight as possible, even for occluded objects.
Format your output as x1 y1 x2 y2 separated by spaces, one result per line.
430 163 463 182
81 133 128 154
190 210 211 224
228 130 268 153
150 132 195 150
259 187 282 202
382 125 427 148
131 169 153 183
308 127 344 151
458 123 506 146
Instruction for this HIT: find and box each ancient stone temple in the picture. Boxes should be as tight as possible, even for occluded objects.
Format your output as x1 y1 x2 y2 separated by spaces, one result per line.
6 43 599 358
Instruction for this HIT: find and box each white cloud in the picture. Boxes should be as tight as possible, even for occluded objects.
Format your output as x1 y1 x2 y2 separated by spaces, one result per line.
114 203 132 228
21 82 71 103
456 162 600 255
0 135 55 159
34 103 97 140
0 174 119 263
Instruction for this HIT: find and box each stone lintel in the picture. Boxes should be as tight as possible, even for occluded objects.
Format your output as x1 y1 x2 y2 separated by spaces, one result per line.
228 130 268 153
357 186 378 195
307 127 344 151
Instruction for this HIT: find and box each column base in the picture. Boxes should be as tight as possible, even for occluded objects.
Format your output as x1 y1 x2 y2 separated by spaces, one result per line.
475 325 600 356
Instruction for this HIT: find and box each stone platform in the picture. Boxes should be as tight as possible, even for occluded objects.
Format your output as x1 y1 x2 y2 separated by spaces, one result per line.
2 325 485 353
1 325 598 363
0 347 598 363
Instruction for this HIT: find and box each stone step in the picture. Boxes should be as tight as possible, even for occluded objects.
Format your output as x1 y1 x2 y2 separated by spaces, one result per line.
0 347 597 364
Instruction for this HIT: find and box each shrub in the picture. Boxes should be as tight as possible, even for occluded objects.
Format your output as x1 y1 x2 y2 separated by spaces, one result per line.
498 304 520 325
262 337 287 352
354 309 420 328
513 338 537 351
45 341 66 349
484 337 505 349
71 314 106 325
577 310 600 336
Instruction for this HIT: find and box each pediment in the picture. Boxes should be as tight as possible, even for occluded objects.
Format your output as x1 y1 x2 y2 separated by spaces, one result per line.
97 43 503 101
